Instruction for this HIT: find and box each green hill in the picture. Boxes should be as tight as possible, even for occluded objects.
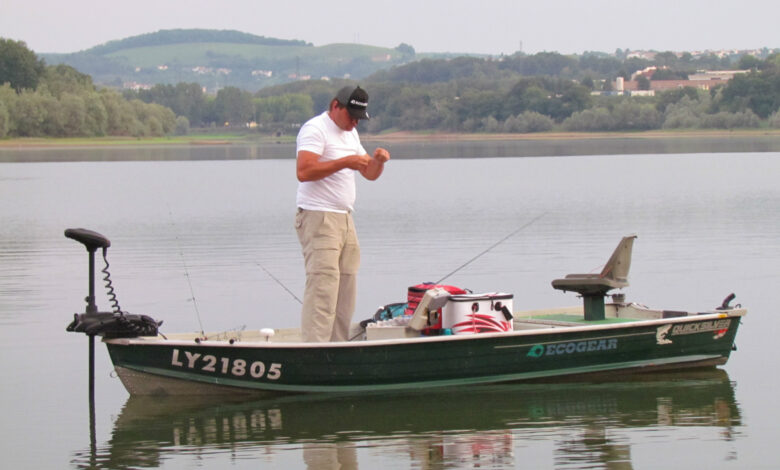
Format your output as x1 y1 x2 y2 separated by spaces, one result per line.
86 29 309 53
41 29 416 92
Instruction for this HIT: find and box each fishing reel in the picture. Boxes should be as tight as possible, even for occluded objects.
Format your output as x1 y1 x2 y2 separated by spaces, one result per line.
65 228 160 338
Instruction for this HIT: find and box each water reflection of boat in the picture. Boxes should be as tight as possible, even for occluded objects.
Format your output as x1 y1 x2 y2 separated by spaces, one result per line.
73 369 739 469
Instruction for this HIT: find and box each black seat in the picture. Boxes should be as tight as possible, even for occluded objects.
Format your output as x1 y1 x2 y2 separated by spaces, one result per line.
551 235 637 320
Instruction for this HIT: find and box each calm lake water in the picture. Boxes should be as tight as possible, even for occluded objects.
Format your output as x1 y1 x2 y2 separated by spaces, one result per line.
1 141 779 469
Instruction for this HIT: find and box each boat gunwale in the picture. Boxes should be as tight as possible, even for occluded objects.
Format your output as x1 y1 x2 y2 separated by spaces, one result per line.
104 308 746 349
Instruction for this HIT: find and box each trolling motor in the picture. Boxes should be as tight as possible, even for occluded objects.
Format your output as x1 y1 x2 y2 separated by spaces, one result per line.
65 228 161 395
65 228 160 338
64 228 161 457
65 228 161 401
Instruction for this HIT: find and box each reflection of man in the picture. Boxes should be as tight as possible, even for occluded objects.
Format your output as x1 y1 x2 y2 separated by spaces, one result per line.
303 442 357 470
295 86 390 342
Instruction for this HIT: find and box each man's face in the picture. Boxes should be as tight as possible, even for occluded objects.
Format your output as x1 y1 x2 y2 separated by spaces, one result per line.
332 104 359 131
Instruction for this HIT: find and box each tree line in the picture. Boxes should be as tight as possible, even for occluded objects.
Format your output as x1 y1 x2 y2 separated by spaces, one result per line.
2 37 779 139
100 51 780 134
0 39 179 138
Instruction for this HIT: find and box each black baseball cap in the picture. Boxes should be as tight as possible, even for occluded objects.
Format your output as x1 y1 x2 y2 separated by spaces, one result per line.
335 86 370 120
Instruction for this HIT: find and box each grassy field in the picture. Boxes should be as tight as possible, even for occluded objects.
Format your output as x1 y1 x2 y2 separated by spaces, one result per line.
107 42 403 68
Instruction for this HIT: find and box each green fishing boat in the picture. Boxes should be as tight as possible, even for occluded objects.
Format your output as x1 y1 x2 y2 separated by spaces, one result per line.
65 229 745 396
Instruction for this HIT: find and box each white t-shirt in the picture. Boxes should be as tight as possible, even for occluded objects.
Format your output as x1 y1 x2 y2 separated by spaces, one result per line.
296 111 367 213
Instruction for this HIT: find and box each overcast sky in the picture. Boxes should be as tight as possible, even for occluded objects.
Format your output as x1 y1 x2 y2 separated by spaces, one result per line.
2 0 777 55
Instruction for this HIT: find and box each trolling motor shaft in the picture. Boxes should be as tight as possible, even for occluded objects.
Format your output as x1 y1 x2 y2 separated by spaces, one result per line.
65 228 110 315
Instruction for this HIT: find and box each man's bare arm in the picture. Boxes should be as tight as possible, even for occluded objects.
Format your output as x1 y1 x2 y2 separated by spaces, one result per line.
296 150 371 182
360 148 390 181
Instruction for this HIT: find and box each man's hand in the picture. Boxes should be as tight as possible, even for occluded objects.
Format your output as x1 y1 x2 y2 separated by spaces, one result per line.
346 154 372 171
373 147 390 163
361 147 390 181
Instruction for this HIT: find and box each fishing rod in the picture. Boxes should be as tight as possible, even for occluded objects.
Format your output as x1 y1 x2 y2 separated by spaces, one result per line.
260 213 544 341
352 213 546 342
167 207 206 336
256 261 303 305
435 212 546 285
257 213 546 305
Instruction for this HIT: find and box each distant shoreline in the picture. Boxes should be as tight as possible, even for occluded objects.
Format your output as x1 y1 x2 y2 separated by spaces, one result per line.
1 129 779 149
0 135 250 149
364 129 780 143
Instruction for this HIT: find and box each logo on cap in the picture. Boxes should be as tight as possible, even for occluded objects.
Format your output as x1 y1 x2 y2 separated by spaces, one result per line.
336 86 370 120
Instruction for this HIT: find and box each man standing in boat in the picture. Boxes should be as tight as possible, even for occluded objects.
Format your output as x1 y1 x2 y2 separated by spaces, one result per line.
295 85 390 342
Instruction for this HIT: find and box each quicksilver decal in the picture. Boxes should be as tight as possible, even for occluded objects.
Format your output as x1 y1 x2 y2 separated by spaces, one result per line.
656 325 673 345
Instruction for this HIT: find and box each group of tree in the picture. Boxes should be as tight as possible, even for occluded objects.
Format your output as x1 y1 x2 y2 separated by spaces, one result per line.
2 37 780 139
126 51 780 135
358 52 780 133
0 39 179 138
559 58 780 132
123 82 316 132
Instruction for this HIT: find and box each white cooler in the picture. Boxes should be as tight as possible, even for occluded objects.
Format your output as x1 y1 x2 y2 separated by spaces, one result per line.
442 293 514 335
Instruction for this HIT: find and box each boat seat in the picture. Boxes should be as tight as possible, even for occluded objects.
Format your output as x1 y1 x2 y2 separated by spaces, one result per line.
551 235 637 321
